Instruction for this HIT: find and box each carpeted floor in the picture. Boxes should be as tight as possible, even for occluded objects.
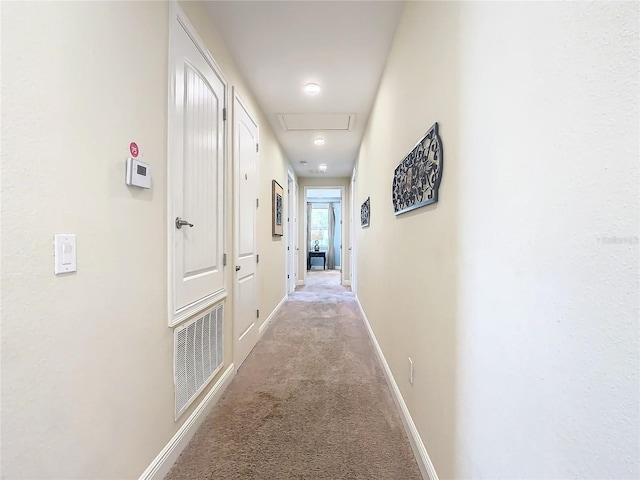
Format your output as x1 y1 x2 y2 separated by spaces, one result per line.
165 270 422 479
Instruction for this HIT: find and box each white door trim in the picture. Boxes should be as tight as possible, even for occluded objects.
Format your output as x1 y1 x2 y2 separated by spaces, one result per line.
302 185 345 285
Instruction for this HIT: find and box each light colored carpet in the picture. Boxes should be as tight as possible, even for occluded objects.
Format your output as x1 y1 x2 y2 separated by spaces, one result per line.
165 269 422 479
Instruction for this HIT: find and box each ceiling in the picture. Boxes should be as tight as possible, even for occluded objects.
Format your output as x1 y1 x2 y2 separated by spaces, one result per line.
205 1 406 178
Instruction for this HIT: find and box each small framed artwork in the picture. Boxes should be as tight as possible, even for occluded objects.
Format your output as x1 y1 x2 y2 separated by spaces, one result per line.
361 197 370 228
272 180 284 236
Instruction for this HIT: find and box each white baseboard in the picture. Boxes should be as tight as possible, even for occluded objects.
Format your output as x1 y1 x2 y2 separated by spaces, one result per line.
296 279 304 286
259 295 287 335
355 296 438 480
138 363 236 480
342 280 352 286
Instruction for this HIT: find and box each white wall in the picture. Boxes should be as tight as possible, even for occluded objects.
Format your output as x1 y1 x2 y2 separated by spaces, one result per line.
356 2 639 479
1 2 290 478
2 3 174 478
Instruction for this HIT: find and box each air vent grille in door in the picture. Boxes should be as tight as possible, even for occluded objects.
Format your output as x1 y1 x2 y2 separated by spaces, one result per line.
174 303 224 418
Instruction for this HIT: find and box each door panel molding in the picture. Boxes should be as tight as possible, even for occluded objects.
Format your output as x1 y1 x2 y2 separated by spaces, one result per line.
168 3 228 327
231 88 260 367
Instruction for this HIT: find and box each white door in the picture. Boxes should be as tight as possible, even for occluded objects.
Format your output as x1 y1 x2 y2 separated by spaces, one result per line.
350 170 357 293
169 12 226 326
293 182 298 286
232 91 259 367
287 174 297 293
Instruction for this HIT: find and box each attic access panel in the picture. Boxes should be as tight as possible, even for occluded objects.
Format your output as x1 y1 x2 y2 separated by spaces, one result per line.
277 113 356 131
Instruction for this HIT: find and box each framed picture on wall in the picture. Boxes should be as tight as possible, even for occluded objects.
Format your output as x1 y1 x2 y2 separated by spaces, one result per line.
361 197 370 228
272 180 284 236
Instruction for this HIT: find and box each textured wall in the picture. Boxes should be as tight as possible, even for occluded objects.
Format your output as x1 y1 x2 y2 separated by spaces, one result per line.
356 1 639 478
1 1 290 478
1 3 174 478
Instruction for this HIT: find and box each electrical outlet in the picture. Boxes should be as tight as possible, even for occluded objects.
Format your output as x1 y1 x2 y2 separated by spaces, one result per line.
408 357 414 385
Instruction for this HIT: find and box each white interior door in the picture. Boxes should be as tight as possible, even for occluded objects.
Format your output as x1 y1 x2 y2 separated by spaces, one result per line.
232 91 259 368
350 170 357 293
169 12 226 326
287 174 297 293
294 182 299 285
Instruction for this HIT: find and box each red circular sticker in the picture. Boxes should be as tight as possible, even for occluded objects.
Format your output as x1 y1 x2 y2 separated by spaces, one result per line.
130 142 139 158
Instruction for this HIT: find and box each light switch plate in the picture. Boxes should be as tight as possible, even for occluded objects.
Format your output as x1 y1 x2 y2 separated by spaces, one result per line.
54 234 77 274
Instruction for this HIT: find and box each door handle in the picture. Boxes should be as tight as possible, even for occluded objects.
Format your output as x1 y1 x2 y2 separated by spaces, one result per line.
235 265 241 271
175 217 194 229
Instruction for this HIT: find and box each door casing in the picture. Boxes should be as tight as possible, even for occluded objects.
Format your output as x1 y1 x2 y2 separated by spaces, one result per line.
302 185 346 285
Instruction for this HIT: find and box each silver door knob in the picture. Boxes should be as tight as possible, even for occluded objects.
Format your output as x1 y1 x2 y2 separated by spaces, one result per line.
175 217 194 229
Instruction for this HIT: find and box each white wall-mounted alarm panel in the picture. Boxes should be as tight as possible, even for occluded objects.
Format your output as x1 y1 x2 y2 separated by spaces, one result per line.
126 157 151 189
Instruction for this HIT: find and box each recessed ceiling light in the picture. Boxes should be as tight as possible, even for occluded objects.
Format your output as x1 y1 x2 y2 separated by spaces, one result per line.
319 164 327 172
314 138 325 146
304 83 321 95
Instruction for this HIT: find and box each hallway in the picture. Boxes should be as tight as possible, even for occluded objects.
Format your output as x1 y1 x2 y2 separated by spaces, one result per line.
2 2 638 479
165 271 421 479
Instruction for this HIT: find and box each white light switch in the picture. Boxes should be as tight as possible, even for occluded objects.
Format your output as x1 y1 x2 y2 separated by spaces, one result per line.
62 243 73 265
54 234 77 274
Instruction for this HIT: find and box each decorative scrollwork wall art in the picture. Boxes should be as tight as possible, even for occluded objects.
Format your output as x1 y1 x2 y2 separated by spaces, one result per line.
392 122 443 215
361 197 370 228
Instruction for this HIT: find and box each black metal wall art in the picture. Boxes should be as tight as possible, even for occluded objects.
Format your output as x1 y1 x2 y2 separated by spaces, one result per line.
392 122 443 215
361 197 370 228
